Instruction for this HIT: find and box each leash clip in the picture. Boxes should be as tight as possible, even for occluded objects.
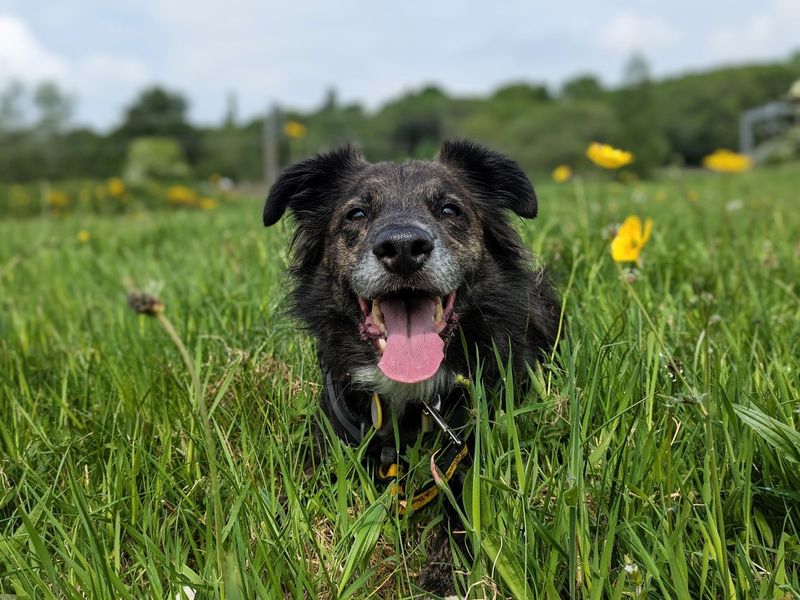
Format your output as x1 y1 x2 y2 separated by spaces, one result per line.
421 394 462 447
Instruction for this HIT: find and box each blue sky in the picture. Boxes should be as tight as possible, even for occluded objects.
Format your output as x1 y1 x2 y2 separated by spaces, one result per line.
0 0 798 130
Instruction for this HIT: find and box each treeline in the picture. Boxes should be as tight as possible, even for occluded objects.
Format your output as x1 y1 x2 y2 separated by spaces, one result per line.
1 53 798 182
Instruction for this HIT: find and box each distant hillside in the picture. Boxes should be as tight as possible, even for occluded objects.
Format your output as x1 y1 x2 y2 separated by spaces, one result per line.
1 53 799 181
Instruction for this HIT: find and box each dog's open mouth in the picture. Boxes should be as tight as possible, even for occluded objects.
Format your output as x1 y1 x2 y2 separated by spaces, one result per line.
358 290 457 384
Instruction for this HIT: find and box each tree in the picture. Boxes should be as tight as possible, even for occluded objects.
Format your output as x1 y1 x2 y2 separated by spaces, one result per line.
33 81 73 135
223 91 238 128
0 80 26 132
363 86 450 159
789 50 800 71
117 86 199 162
322 87 338 112
561 75 604 101
613 54 669 175
119 86 189 137
492 82 551 104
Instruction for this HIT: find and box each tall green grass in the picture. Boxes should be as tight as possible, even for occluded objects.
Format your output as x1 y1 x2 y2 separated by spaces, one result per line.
1 167 798 598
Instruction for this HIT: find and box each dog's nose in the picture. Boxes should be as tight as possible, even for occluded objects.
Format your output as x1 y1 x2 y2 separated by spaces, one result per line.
372 225 434 275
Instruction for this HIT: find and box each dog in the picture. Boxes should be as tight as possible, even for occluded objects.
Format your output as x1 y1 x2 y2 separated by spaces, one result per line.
263 139 560 595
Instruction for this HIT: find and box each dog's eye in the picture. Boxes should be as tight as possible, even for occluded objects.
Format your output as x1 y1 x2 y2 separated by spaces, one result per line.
346 208 367 221
440 203 461 217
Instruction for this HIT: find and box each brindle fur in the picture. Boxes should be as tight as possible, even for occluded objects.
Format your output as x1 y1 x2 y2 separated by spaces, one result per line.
263 140 560 595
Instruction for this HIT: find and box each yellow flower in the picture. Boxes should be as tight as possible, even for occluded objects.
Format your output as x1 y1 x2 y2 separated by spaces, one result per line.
166 185 196 205
198 197 218 210
611 215 652 263
107 177 126 197
77 230 91 243
586 142 634 170
283 120 308 140
46 189 70 208
702 149 752 174
552 165 572 183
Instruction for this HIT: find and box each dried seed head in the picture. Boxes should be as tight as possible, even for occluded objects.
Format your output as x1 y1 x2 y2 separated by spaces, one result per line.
127 292 164 316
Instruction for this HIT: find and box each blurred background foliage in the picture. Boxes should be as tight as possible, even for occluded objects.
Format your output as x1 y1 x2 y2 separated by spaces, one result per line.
1 52 799 184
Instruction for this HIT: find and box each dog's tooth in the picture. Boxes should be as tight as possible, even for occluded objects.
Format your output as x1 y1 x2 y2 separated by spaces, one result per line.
371 299 383 327
434 296 443 326
377 338 387 353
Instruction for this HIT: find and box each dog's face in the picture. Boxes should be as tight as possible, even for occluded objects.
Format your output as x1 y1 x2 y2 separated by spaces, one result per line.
264 140 543 395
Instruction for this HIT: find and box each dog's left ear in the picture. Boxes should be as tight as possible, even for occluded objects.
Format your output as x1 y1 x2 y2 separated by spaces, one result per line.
436 139 537 218
263 145 364 226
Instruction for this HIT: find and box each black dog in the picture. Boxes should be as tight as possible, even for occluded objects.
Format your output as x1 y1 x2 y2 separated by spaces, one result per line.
263 140 560 594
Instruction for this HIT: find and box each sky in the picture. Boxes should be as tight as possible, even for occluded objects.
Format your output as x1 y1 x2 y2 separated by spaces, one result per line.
0 0 798 130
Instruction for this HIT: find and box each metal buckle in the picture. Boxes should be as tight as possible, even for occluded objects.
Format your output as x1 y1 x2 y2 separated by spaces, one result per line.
420 394 462 447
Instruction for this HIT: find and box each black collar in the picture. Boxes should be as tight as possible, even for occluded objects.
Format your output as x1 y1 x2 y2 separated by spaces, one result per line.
322 368 371 445
321 364 469 451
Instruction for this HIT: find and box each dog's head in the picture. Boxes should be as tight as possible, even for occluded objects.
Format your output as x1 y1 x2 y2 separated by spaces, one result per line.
263 140 540 388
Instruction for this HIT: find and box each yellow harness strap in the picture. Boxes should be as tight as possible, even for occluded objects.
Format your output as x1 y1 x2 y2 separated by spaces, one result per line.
373 380 472 515
378 443 469 515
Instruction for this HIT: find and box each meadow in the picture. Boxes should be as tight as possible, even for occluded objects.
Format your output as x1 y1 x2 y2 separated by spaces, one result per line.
1 167 799 599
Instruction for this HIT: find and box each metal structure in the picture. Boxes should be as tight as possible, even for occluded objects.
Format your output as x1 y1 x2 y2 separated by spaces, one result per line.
739 100 795 155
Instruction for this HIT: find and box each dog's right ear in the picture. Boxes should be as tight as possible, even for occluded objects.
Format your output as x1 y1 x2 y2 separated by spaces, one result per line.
437 139 537 219
263 145 364 226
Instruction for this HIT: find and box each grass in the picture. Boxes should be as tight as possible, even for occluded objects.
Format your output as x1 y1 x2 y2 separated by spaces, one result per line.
1 166 799 599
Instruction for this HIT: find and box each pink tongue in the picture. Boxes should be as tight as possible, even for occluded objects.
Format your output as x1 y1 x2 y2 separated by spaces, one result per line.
378 298 444 383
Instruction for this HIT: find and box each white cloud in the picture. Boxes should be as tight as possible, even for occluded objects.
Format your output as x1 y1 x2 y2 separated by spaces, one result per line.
2 1 800 129
0 14 68 81
0 13 151 127
599 12 680 55
708 0 800 63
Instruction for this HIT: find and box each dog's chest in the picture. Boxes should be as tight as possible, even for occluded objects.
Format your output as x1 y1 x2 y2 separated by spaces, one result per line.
350 365 455 413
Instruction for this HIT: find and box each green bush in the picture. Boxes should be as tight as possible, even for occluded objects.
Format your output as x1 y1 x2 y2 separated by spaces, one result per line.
123 136 190 183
